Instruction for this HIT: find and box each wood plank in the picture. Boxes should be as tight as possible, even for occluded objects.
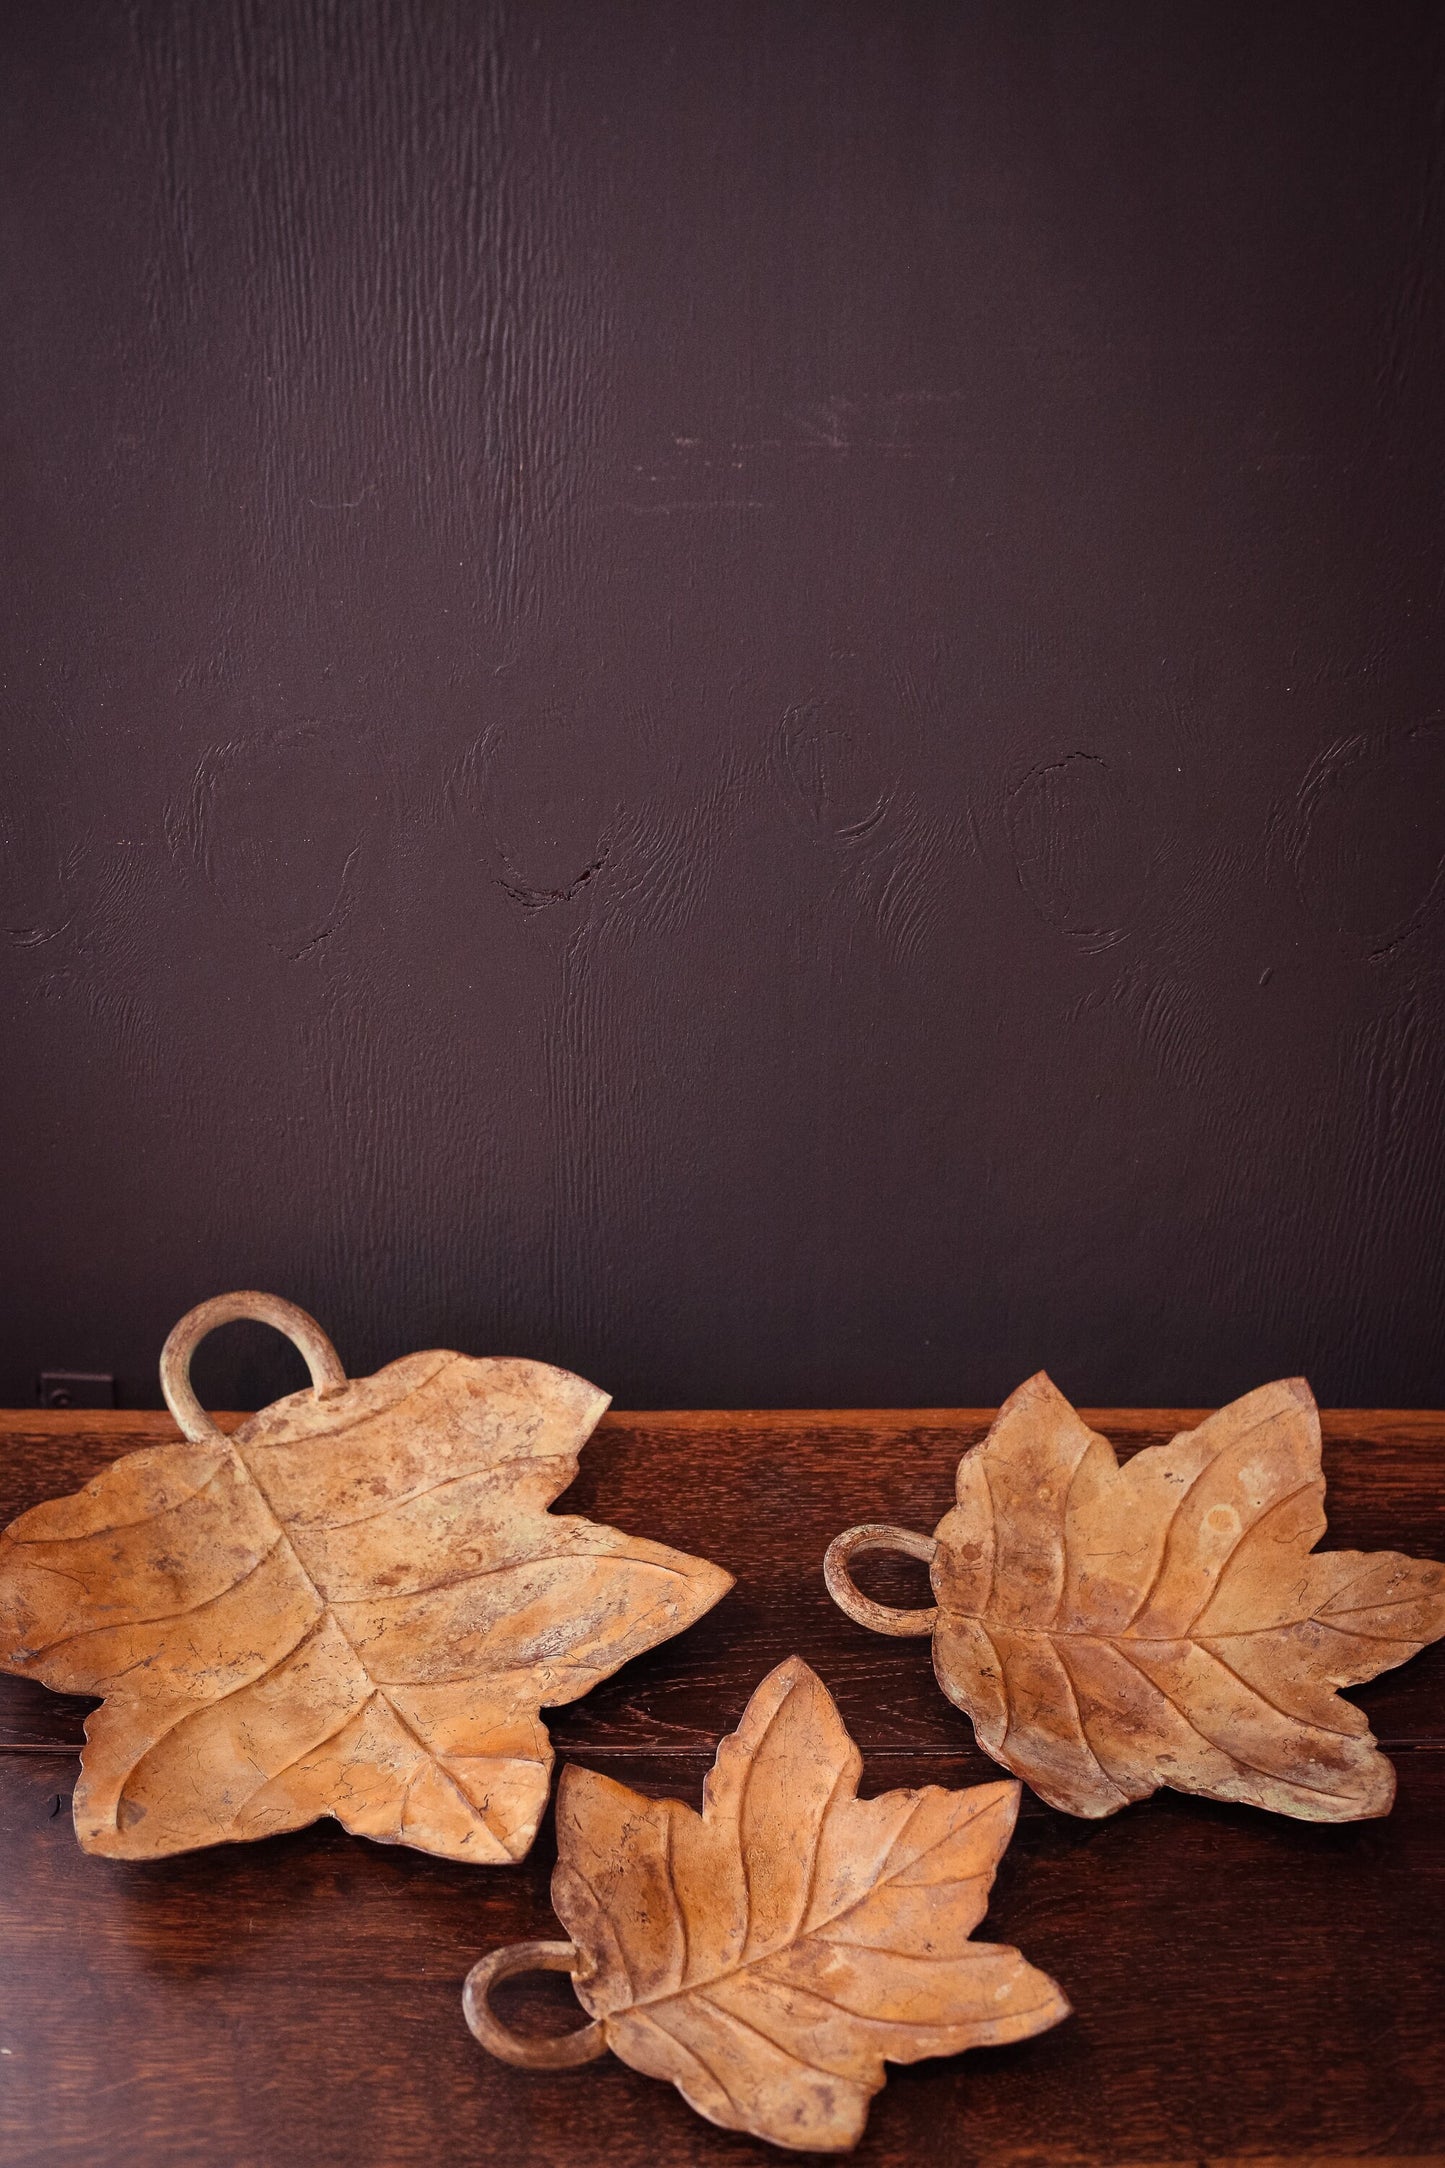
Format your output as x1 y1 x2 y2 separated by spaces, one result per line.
2 1411 1444 2165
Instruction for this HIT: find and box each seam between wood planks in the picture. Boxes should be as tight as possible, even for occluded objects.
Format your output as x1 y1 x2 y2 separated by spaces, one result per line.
6 1407 1445 1437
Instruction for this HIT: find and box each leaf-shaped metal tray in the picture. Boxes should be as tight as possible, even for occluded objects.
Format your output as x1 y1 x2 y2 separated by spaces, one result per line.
825 1371 1445 1821
465 1656 1068 2153
0 1290 732 1862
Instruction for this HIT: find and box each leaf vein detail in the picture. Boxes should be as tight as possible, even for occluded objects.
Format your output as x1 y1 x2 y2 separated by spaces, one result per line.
757 1971 1060 2031
691 1987 839 2080
302 1449 577 1533
1182 1484 1323 1633
628 1794 1011 2014
113 1608 331 1814
22 1534 287 1657
220 1436 489 1831
1118 1403 1299 1630
1109 1641 1355 1800
9 1458 228 1547
1049 1637 1133 1804
1195 1638 1355 1736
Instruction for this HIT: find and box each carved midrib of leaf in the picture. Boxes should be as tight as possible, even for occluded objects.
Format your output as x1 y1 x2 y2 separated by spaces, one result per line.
622 1783 1009 2018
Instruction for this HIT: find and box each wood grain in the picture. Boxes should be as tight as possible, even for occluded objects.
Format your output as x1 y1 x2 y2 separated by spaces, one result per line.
2 1409 1444 2165
6 2 1445 1433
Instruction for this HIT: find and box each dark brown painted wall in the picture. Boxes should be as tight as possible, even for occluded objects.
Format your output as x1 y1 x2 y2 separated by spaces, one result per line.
3 0 1444 1412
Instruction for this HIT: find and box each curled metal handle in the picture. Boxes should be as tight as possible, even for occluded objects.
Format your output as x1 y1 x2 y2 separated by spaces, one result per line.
824 1522 939 1637
463 1941 608 2070
160 1291 349 1444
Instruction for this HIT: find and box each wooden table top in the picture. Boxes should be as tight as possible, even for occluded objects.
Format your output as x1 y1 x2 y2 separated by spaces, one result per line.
2 1405 1443 2167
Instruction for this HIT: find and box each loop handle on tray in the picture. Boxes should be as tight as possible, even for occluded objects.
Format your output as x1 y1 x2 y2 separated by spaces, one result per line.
824 1522 940 1637
160 1291 348 1444
462 1941 608 2070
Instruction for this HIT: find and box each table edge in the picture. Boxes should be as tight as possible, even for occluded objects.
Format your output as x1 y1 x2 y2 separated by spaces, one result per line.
3 1405 1442 1437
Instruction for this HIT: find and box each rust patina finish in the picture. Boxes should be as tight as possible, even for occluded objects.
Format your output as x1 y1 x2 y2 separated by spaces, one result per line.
826 1374 1445 1820
0 1293 732 1862
465 1657 1068 2152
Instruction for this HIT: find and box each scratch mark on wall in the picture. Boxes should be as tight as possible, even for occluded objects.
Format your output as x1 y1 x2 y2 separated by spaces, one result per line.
1284 722 1445 954
1005 751 1141 952
496 847 610 912
174 725 378 962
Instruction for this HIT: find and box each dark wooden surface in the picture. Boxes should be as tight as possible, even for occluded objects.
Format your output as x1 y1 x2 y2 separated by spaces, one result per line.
2 1407 1443 2166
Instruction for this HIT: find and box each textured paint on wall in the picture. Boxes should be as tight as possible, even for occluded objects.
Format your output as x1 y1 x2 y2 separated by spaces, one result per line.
2 0 1444 1410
